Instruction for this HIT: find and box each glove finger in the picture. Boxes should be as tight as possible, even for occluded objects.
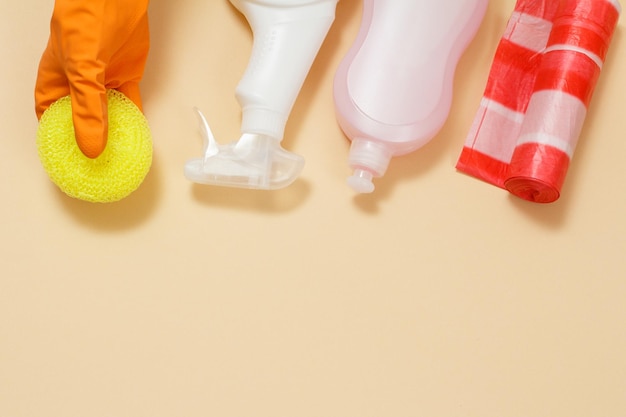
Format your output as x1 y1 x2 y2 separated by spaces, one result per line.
48 1 109 158
34 45 70 119
108 13 150 110
68 70 109 159
35 45 108 159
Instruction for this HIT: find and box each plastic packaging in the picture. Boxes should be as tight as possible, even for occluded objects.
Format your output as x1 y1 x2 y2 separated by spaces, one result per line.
185 0 338 190
333 0 488 193
456 0 621 203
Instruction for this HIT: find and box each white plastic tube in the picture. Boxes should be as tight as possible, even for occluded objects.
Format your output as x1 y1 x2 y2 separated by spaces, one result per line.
185 0 338 190
333 0 488 193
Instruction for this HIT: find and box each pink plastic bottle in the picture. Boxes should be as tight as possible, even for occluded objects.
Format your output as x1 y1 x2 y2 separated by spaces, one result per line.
334 0 488 193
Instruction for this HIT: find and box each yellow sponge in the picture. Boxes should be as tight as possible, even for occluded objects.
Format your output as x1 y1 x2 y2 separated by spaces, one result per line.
37 89 153 203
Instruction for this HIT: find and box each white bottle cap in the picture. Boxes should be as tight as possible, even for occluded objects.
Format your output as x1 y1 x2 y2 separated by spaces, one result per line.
347 139 392 193
347 169 375 193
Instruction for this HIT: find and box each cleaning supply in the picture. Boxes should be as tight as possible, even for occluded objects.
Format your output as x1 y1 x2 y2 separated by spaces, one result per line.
185 0 338 190
334 0 488 193
456 0 621 203
37 89 153 203
35 0 150 159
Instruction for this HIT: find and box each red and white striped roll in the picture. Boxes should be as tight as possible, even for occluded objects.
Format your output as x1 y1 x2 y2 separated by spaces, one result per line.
456 0 620 203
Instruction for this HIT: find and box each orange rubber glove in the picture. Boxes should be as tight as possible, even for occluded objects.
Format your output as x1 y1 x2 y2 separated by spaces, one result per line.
35 0 150 159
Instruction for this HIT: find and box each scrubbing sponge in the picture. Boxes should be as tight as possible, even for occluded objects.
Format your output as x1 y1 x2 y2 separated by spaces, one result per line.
37 89 152 203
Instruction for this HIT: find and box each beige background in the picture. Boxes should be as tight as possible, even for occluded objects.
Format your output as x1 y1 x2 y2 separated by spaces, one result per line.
2 1 625 416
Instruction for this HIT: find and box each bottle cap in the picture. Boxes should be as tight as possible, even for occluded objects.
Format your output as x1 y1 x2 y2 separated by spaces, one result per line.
347 138 391 193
